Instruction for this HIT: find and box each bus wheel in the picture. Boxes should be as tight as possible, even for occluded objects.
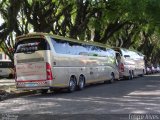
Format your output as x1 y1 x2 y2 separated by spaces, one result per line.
109 73 115 83
8 74 14 79
53 89 61 93
140 70 145 77
78 75 85 90
68 76 77 92
40 89 48 94
128 71 133 80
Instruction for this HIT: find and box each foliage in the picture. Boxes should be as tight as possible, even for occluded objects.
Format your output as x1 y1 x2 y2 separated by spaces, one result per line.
0 0 160 64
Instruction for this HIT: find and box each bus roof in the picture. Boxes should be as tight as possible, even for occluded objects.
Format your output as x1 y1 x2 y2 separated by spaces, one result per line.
16 32 110 49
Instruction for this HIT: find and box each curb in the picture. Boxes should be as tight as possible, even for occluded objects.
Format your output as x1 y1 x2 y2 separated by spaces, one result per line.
0 90 37 101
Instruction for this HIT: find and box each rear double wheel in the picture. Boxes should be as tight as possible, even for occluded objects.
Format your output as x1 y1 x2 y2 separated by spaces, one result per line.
140 69 145 77
78 75 85 90
68 76 77 92
40 89 48 94
128 71 134 80
109 73 115 83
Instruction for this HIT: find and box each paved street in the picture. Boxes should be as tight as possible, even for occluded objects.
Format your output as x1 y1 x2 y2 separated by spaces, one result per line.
0 74 160 119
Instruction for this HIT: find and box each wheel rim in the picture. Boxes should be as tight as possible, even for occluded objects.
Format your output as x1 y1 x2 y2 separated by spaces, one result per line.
79 76 85 89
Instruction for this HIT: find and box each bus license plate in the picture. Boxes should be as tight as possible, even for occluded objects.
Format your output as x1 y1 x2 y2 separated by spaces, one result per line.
25 83 37 87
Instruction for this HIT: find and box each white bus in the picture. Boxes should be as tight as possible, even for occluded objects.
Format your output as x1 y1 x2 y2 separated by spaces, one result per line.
0 51 14 78
14 33 119 93
113 47 145 80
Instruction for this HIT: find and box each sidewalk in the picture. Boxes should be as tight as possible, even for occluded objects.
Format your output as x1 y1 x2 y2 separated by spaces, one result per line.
0 78 36 101
0 78 16 92
0 79 15 86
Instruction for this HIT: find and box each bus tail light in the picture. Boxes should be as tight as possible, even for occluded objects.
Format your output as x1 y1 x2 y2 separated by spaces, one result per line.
46 63 53 80
120 63 124 72
14 66 17 82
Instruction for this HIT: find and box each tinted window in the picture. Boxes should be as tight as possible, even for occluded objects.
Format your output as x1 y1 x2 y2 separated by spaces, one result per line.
0 54 2 60
106 49 116 57
51 38 88 55
15 38 50 53
51 38 109 57
0 61 14 68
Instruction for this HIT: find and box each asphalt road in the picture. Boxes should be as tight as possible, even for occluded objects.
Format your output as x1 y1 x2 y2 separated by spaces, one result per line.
0 74 160 120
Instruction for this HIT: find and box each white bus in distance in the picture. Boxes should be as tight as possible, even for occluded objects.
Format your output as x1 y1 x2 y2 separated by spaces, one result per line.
14 33 119 93
113 48 145 80
0 51 14 78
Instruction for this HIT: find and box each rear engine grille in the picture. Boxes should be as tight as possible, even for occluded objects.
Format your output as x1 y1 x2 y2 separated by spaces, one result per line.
17 58 44 63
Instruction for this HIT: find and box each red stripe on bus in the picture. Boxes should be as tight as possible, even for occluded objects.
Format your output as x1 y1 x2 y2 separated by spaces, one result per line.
16 80 47 82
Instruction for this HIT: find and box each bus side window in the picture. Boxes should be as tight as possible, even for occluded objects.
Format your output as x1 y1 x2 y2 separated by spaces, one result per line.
51 38 89 55
51 38 72 54
0 54 2 60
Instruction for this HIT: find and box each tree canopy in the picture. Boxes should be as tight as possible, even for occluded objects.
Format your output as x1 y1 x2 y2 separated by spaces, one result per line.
0 0 160 65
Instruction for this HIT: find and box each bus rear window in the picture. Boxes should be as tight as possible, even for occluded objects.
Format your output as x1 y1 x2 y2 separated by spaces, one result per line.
15 38 50 53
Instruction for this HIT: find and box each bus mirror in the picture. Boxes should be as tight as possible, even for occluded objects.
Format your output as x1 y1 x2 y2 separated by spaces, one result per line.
124 55 130 58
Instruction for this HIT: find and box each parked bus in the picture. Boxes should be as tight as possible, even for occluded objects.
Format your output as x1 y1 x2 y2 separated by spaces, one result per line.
0 50 14 78
14 33 119 93
113 47 145 79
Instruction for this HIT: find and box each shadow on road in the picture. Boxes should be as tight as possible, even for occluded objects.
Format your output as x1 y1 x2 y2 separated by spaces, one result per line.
0 74 160 114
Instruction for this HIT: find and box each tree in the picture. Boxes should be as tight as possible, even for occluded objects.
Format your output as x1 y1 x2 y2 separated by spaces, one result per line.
0 0 22 62
1 0 160 64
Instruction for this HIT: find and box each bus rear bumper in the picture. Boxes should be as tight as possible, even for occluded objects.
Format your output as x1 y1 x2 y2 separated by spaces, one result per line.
15 80 53 90
16 81 67 90
16 86 50 90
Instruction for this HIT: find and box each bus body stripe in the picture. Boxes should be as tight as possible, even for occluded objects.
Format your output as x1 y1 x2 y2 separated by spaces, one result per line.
16 80 47 82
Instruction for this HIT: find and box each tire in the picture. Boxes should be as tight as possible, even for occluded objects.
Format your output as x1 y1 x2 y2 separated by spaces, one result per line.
140 70 145 77
128 71 133 80
78 75 85 90
40 89 48 94
68 76 77 92
8 74 14 79
109 73 115 83
142 69 145 76
53 89 61 93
